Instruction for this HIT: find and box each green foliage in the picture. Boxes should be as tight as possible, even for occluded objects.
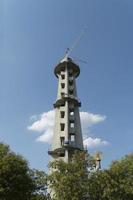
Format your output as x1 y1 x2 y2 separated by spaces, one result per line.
0 143 34 200
87 153 133 200
48 151 91 200
30 169 49 200
0 142 132 200
48 151 133 200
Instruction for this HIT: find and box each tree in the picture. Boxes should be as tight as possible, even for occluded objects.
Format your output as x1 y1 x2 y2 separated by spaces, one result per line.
48 151 133 200
87 153 133 200
108 153 133 200
48 151 92 200
0 143 35 200
30 169 50 200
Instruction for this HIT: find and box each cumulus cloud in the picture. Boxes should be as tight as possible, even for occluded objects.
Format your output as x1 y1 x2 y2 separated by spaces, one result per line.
83 137 109 148
80 111 106 135
28 110 109 148
28 110 55 143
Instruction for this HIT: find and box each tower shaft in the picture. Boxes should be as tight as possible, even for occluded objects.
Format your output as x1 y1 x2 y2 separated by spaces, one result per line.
48 57 83 162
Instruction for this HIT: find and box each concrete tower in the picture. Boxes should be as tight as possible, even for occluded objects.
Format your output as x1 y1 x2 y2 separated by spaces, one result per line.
48 56 83 162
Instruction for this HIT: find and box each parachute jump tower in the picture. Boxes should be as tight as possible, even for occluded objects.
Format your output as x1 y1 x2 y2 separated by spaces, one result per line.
48 55 84 162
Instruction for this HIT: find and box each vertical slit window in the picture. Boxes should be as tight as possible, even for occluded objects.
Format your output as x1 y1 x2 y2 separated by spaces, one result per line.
69 80 73 86
60 102 65 107
70 122 75 128
69 69 73 76
70 135 75 142
69 90 74 95
61 92 65 98
60 111 65 118
69 77 73 81
61 83 65 89
60 123 65 131
70 111 74 116
69 108 74 116
61 74 65 79
60 137 65 146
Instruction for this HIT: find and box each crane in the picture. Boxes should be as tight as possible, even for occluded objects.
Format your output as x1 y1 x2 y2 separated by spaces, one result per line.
64 26 88 61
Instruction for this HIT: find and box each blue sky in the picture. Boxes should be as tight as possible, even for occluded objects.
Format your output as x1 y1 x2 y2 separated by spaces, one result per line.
0 0 133 170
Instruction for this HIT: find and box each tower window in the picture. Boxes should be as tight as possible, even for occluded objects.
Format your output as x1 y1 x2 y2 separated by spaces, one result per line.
70 122 75 128
60 137 65 146
70 135 75 142
61 92 65 98
69 72 73 77
70 110 74 116
61 83 65 89
69 69 73 76
69 80 73 86
69 107 74 116
60 123 65 131
60 102 65 107
61 74 65 79
69 90 74 95
69 76 73 81
60 111 65 118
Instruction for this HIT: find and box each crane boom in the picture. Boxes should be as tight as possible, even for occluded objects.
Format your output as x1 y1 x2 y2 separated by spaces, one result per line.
65 27 88 58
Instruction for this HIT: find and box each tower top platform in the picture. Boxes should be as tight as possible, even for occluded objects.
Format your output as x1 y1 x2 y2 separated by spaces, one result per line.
54 56 80 78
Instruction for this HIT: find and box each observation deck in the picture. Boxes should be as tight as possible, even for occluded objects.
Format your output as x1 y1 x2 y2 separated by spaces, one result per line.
54 57 80 78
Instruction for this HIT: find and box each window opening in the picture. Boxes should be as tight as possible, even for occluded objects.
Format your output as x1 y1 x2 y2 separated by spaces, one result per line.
69 90 74 95
60 137 65 146
70 135 75 142
69 77 73 81
69 108 74 116
60 123 65 131
70 110 74 116
69 69 73 76
61 92 65 98
61 74 65 79
69 80 73 86
60 111 65 118
70 122 75 128
60 102 65 107
61 83 65 89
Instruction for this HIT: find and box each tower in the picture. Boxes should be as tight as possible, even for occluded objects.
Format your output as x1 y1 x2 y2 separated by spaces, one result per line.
48 56 83 162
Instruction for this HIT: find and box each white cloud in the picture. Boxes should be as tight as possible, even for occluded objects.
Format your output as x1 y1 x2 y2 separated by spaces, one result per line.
28 110 109 148
28 110 55 132
83 137 109 148
28 110 55 143
80 111 106 135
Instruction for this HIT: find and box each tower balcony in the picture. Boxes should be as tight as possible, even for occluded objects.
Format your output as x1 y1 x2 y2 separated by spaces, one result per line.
48 141 82 158
48 148 65 157
64 141 75 148
53 97 81 108
63 141 82 151
54 57 80 78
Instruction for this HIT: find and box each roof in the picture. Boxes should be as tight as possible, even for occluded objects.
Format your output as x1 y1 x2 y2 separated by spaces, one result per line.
54 56 80 78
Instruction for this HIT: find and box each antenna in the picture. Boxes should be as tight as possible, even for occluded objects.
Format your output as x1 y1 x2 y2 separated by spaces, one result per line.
65 26 88 58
